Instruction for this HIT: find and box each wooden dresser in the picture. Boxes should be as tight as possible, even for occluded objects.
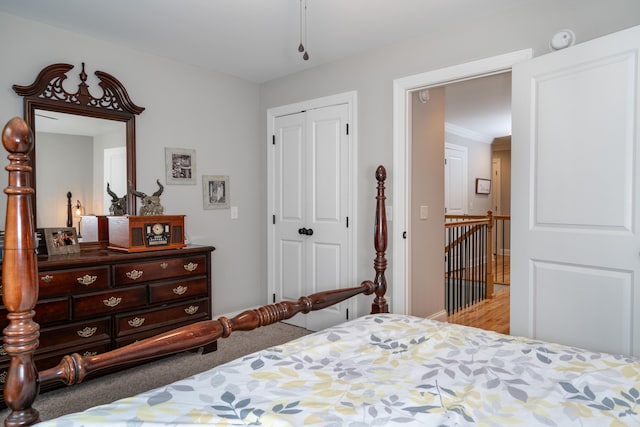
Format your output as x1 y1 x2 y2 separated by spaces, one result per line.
0 245 215 402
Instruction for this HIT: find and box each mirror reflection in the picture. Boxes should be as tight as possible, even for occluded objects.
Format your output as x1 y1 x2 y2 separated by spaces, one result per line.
35 110 126 228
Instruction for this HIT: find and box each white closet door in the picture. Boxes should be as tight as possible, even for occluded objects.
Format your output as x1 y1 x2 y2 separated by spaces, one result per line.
273 103 351 330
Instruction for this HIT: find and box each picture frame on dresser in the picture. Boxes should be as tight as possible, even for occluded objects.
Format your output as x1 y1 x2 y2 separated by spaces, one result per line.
43 227 81 255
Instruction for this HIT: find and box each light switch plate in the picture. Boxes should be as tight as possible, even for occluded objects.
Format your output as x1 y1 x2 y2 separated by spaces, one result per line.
420 205 428 220
231 206 238 219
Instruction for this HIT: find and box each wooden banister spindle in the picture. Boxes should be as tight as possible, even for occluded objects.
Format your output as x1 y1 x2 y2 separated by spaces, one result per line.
2 117 41 427
486 211 494 299
372 165 388 314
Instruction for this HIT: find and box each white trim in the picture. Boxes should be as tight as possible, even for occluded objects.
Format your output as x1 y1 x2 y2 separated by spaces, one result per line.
429 310 448 322
392 49 532 315
445 122 493 144
267 91 358 315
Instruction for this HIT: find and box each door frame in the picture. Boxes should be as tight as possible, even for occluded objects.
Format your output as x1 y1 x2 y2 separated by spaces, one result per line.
266 91 358 310
392 49 532 315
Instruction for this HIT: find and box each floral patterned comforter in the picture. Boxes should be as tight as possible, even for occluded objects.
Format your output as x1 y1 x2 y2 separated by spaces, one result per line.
35 314 640 426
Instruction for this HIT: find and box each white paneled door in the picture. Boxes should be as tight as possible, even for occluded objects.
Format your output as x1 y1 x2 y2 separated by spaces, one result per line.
272 104 351 331
444 143 468 215
511 25 640 356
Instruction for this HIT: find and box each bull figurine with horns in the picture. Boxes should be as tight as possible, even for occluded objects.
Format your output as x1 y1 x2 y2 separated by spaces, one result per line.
129 179 165 216
106 183 127 216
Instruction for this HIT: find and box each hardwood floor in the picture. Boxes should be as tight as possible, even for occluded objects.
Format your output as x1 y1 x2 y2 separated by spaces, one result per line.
447 286 510 335
443 255 511 334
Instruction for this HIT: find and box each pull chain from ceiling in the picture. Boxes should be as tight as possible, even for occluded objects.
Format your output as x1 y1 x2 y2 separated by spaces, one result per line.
298 0 309 60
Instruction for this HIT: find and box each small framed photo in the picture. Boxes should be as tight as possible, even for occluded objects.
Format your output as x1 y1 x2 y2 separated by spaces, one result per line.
44 227 81 255
203 175 230 209
165 147 196 185
475 178 492 195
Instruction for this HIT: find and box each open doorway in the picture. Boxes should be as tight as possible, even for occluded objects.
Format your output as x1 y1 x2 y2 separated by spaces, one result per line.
390 49 532 324
410 73 512 332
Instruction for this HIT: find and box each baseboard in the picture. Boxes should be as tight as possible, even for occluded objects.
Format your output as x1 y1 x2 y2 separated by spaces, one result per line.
429 310 448 323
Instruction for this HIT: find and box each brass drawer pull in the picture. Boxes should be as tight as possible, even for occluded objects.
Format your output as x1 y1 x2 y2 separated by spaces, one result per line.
184 305 199 315
77 274 98 286
183 262 198 272
0 371 6 385
128 317 145 328
160 262 169 269
83 351 97 357
77 327 97 338
126 269 143 280
103 296 122 307
41 275 54 283
172 285 188 295
0 346 7 356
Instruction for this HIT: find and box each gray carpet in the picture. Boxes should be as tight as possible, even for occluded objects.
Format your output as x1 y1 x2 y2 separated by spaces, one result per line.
1 322 310 423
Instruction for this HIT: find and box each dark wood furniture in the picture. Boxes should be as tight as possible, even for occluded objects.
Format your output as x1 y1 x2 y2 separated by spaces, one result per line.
1 116 388 427
0 245 215 406
12 62 144 222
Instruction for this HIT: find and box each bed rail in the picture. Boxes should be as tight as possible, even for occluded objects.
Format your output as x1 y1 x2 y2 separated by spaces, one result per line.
1 117 388 427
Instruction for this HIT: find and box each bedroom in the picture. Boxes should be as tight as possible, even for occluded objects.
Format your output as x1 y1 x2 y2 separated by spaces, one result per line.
0 1 639 425
0 0 637 344
0 0 639 351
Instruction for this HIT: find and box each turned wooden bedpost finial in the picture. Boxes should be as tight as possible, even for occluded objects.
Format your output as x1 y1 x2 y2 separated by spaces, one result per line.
2 117 41 427
371 165 389 314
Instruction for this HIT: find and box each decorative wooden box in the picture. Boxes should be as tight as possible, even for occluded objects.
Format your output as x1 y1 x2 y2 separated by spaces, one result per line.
108 215 186 252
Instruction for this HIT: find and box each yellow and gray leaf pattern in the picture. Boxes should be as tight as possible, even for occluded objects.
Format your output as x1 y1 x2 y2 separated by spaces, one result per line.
35 314 640 426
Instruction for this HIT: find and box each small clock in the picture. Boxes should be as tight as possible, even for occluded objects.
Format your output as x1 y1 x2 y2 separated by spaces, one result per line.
151 223 165 235
146 222 170 246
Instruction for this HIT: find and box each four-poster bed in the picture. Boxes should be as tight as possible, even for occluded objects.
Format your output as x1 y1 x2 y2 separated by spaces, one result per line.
2 116 640 426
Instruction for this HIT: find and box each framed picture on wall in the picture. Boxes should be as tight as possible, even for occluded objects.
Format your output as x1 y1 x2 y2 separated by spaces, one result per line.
203 175 230 209
475 178 491 195
165 147 196 185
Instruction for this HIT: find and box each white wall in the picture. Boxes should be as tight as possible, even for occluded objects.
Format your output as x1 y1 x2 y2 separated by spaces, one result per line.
36 132 92 228
260 0 640 317
0 12 263 315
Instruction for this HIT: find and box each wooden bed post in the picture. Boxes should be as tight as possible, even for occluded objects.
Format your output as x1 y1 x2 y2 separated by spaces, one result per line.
371 165 388 314
2 117 41 427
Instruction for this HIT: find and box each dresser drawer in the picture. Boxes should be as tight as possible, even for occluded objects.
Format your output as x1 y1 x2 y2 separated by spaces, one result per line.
33 297 69 325
116 298 209 337
38 317 111 354
73 287 147 318
113 255 207 286
39 266 110 297
0 297 69 331
149 277 208 304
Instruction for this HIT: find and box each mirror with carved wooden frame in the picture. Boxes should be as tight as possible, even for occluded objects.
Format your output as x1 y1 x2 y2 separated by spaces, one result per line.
12 63 145 226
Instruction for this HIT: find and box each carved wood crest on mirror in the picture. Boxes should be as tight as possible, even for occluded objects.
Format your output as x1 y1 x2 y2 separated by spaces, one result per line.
12 63 145 235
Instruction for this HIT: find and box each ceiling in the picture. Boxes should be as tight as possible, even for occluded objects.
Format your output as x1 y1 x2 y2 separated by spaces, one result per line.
0 0 516 138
